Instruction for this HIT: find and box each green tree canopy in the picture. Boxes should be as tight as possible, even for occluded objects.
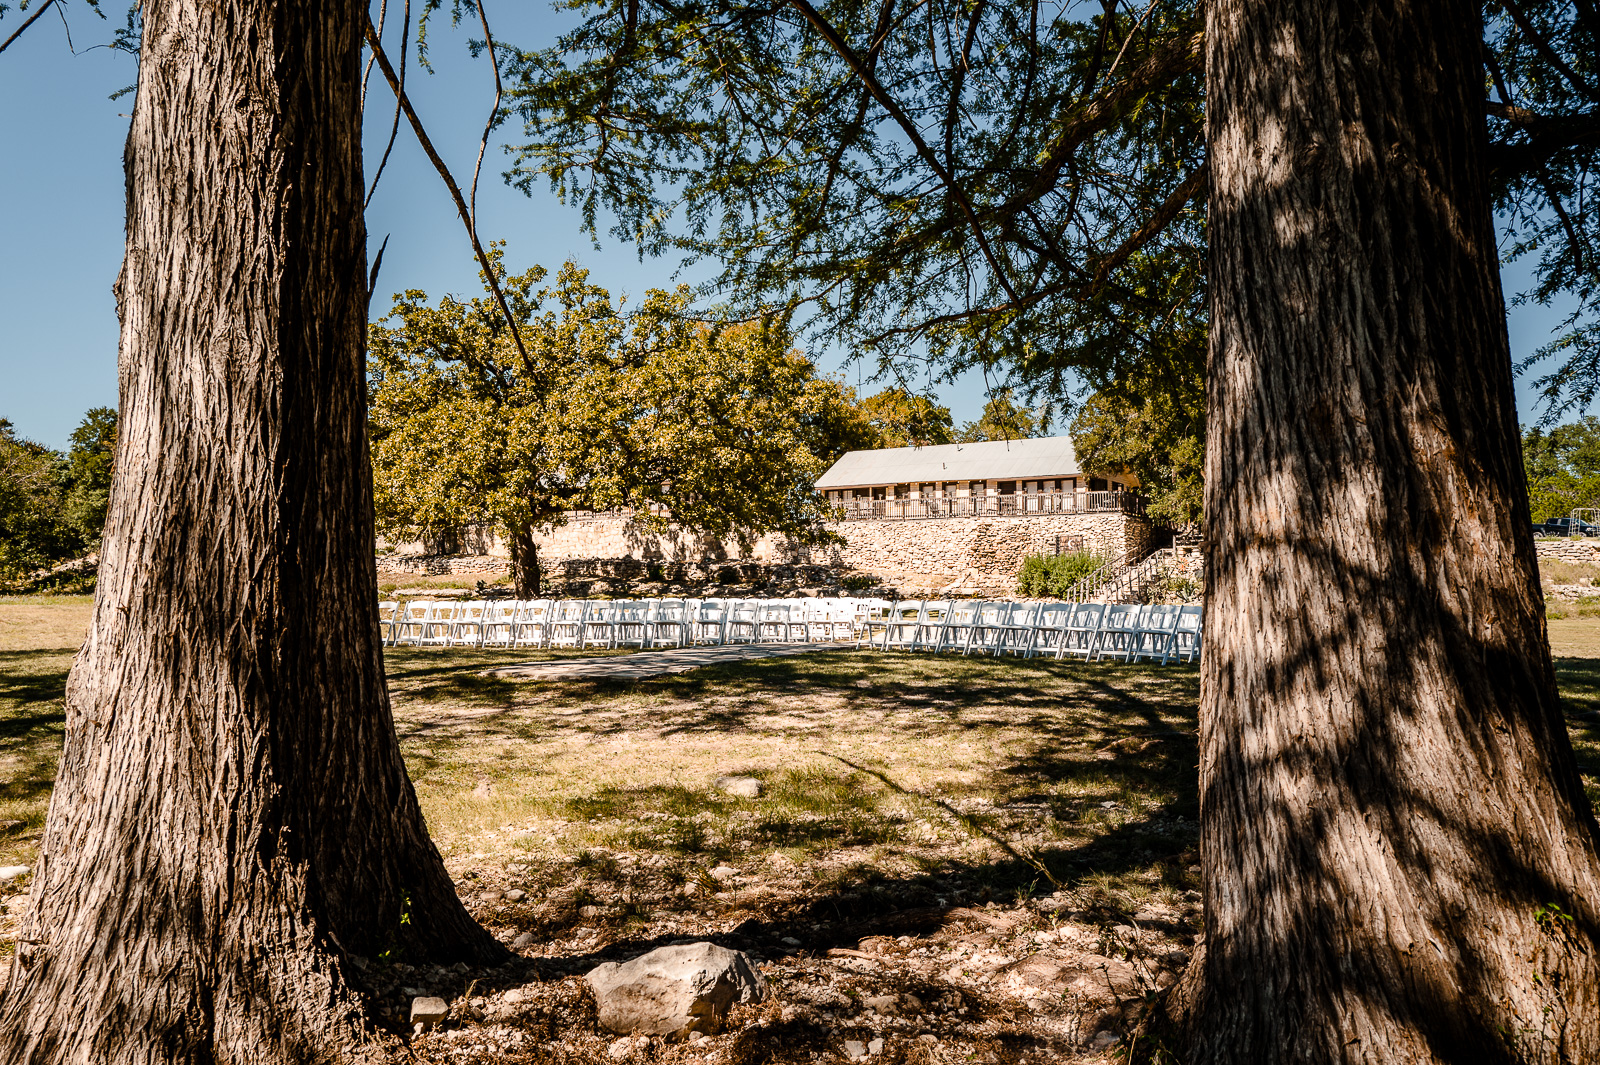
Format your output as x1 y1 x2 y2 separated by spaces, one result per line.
368 258 852 595
0 419 73 583
499 1 1595 410
0 408 118 585
852 387 955 448
61 406 118 547
956 388 1044 442
1071 373 1203 526
1522 416 1600 521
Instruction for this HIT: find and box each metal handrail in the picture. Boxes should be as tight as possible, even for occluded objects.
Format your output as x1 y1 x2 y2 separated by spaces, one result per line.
1062 556 1121 603
831 490 1142 521
1064 548 1171 604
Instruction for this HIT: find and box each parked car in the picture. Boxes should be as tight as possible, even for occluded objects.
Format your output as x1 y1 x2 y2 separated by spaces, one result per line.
1536 517 1600 537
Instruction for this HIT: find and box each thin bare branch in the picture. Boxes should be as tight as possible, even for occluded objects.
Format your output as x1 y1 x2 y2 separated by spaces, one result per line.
1500 0 1600 102
1100 0 1159 86
362 0 388 108
0 0 55 56
788 0 1021 306
363 9 534 375
469 0 507 235
365 0 411 209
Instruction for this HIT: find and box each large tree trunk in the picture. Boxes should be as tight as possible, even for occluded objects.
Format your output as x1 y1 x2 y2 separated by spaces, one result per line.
0 1 506 1060
510 527 541 599
1155 1 1600 1061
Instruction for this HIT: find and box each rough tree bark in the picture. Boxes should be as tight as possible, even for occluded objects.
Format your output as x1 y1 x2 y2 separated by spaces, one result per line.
0 0 506 1060
1146 1 1600 1061
510 527 541 598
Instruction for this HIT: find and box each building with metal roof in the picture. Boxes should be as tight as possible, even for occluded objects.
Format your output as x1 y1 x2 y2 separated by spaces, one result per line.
815 436 1139 521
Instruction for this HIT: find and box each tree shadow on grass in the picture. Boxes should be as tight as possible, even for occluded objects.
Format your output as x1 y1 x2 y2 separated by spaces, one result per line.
0 648 76 720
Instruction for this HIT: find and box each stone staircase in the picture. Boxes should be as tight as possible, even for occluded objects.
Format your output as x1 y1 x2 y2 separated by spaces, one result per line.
1065 547 1175 603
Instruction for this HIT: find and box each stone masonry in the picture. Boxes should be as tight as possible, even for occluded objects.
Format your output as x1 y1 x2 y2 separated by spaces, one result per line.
378 511 1152 594
1535 538 1600 565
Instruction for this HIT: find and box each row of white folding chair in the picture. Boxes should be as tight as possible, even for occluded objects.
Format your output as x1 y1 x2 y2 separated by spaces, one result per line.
379 596 1195 658
858 598 1201 662
443 597 814 651
386 600 490 647
1075 602 1202 663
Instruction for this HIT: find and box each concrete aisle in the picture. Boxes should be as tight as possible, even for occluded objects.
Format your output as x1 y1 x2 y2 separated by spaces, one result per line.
488 641 854 681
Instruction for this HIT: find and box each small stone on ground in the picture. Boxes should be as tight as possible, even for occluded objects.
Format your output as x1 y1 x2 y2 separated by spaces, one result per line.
715 775 763 798
410 996 449 1029
587 941 766 1037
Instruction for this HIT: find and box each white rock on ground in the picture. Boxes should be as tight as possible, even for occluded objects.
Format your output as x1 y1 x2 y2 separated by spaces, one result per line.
714 776 762 799
587 942 766 1037
0 866 29 883
410 996 449 1030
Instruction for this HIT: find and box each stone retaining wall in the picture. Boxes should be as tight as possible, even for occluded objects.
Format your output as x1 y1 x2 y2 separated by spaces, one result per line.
379 511 1152 594
1535 538 1600 564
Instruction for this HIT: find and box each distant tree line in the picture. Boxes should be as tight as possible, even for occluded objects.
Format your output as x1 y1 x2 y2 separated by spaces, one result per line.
1523 416 1600 522
366 256 1077 595
0 408 117 588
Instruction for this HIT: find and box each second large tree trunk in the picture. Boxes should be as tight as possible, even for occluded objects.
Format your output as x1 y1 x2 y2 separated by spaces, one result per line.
510 526 541 599
1165 1 1600 1061
0 1 505 1060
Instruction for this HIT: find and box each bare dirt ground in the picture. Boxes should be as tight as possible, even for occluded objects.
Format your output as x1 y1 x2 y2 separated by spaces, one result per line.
4 600 1599 1063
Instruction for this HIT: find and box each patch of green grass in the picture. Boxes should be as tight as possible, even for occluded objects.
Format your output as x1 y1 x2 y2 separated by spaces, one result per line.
7 600 1600 929
377 574 514 595
0 647 71 866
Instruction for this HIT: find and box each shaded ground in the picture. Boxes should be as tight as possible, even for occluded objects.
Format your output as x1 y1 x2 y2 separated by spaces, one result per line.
2 600 1599 1062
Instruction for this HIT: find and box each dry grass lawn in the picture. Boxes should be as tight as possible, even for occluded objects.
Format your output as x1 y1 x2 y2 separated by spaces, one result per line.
3 598 1599 1063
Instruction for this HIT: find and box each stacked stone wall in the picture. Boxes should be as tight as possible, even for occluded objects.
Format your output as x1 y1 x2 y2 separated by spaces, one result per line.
379 511 1153 594
1535 539 1600 565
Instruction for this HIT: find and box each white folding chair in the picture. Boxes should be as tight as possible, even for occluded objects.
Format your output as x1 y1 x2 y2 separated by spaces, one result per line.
801 599 834 642
880 600 926 651
1060 602 1106 660
692 599 730 645
934 600 980 654
1029 602 1073 658
583 600 621 649
995 601 1041 656
913 600 952 651
727 600 762 643
377 600 400 646
547 600 588 649
1132 604 1181 664
786 599 820 642
393 600 430 646
450 599 491 647
966 602 1010 656
613 600 652 649
826 599 859 641
1171 604 1203 663
1094 603 1142 661
755 601 789 643
855 599 895 648
480 600 518 648
647 599 688 648
513 599 554 648
419 601 460 648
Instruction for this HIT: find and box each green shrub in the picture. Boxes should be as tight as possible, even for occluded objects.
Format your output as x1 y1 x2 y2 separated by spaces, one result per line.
1016 555 1051 597
1016 550 1105 598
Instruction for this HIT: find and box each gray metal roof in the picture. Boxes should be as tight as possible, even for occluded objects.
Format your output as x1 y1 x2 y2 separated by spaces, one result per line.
815 436 1084 489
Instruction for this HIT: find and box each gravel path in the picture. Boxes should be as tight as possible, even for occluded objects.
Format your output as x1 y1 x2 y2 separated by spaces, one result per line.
487 641 853 680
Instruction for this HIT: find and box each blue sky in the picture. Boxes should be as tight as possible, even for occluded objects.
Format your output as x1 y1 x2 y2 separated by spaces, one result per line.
0 3 1581 450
